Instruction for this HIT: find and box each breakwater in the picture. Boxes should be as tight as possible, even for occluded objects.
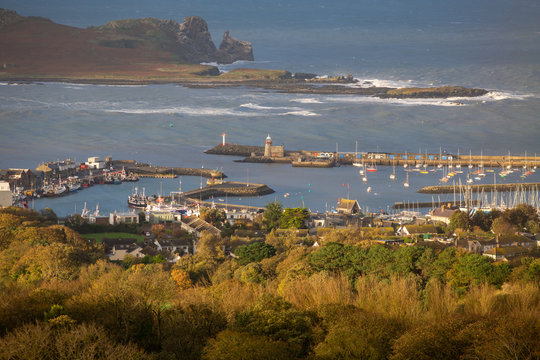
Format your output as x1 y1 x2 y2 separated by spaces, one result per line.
418 183 540 194
182 181 274 201
392 200 481 209
112 160 225 179
205 144 540 168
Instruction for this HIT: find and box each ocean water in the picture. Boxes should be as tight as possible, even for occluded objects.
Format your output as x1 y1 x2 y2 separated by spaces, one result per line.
1 0 539 216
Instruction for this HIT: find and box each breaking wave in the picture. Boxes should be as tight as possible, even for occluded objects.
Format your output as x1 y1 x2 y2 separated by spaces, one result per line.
239 102 301 111
280 110 319 116
104 106 260 116
290 98 324 104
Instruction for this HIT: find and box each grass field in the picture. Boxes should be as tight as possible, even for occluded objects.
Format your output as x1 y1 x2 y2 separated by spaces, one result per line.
82 232 144 243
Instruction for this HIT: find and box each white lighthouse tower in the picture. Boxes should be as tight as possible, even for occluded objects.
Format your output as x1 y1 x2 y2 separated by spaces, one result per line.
264 134 272 157
221 132 226 146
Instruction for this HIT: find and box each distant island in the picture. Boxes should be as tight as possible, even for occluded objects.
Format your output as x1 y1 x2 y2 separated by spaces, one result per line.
0 9 488 98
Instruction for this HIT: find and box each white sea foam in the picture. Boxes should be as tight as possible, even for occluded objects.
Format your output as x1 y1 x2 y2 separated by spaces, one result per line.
104 106 259 116
358 78 425 88
323 96 469 107
239 102 301 111
280 110 319 116
290 98 324 104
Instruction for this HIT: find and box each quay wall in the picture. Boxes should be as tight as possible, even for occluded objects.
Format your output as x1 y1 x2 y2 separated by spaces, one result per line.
418 182 540 194
113 160 225 179
184 181 274 200
392 200 481 209
205 145 539 168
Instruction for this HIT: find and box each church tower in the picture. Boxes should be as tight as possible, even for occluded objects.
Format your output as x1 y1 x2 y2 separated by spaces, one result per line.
264 134 272 157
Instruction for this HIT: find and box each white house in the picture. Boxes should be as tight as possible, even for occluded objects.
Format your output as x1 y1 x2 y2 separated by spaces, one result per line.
86 156 106 170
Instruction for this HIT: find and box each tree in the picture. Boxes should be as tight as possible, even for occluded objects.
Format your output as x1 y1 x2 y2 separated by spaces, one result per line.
447 254 509 294
280 207 309 229
171 268 192 289
390 318 472 360
235 242 276 265
315 305 402 360
196 231 224 262
151 224 166 239
263 201 283 230
234 263 266 284
448 210 470 233
202 330 294 360
491 217 518 235
233 295 316 358
63 214 87 231
0 322 148 360
470 211 491 232
39 208 58 223
200 207 226 228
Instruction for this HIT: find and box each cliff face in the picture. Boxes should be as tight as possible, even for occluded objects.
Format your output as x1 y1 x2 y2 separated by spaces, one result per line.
174 16 218 63
216 31 254 64
94 15 252 64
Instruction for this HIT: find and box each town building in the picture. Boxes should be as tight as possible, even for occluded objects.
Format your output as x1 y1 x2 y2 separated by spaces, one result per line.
85 156 106 170
154 238 190 255
429 205 458 224
109 211 139 225
336 198 362 215
0 181 12 207
102 238 145 261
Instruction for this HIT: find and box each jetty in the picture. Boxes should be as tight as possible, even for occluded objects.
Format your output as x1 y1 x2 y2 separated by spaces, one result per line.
418 182 540 194
206 143 540 169
392 200 481 209
182 181 274 201
112 160 225 179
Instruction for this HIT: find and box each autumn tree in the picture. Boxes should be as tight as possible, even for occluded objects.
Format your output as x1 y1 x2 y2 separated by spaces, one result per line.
196 231 224 262
171 268 192 289
202 330 293 360
151 224 166 239
199 207 226 228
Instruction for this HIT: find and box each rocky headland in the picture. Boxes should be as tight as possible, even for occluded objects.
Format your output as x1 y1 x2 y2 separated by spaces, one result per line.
0 9 489 99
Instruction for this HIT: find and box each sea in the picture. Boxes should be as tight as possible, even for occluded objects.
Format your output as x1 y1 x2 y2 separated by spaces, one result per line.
1 0 540 216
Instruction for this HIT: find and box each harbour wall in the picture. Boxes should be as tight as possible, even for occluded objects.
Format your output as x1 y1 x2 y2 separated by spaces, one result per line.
113 160 225 179
183 181 274 201
206 144 540 168
418 182 540 194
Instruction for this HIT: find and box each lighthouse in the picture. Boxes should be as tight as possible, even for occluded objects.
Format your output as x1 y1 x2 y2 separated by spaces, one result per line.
264 134 272 157
222 132 226 146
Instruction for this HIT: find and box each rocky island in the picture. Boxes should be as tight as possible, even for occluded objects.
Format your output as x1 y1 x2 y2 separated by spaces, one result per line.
0 8 488 98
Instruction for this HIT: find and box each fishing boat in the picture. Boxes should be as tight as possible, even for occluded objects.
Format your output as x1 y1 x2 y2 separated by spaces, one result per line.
68 183 81 192
128 187 148 208
367 186 372 193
